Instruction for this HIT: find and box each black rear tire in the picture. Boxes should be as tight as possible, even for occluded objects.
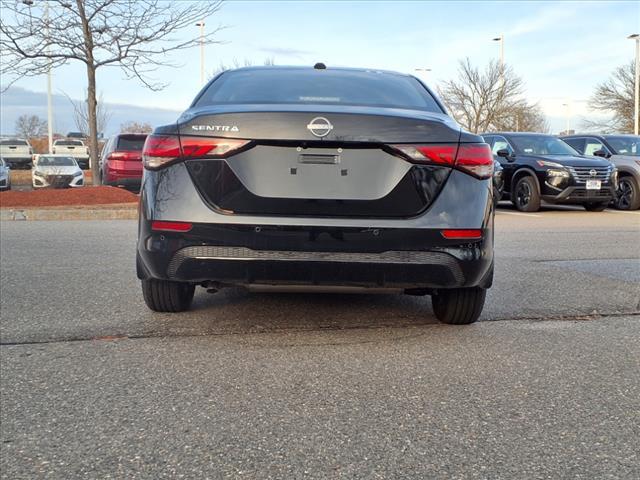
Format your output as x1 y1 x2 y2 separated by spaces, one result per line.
583 201 608 212
431 287 486 325
614 176 640 210
513 176 541 212
141 279 195 312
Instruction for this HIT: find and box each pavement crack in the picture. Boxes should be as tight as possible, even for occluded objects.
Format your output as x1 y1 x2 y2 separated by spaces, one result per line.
1 311 639 347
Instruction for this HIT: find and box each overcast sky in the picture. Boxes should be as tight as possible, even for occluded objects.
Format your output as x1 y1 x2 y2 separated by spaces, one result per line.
1 0 637 135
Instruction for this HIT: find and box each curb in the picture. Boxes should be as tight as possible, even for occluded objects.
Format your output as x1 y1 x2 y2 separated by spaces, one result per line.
0 207 137 221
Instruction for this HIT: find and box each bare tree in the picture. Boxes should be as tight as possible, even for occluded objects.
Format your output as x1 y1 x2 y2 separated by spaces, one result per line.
493 102 549 133
438 58 547 134
1 0 224 184
585 61 634 133
120 121 153 134
63 91 111 140
15 114 47 138
210 57 276 78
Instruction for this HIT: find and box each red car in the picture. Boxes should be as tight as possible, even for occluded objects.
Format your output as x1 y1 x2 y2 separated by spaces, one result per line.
99 133 148 189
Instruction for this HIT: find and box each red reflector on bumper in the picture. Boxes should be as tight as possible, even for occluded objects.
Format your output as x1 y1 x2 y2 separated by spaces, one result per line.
441 229 482 239
151 221 193 232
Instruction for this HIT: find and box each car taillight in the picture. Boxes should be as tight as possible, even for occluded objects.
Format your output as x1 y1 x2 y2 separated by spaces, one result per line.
389 143 493 179
142 135 250 169
151 221 193 232
109 151 142 161
441 229 483 240
455 144 494 179
392 144 457 165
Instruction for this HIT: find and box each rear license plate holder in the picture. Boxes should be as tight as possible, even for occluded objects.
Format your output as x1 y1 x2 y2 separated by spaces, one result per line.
298 154 340 165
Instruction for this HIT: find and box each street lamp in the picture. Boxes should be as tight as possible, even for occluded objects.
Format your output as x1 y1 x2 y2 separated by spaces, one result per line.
629 33 639 135
196 21 205 86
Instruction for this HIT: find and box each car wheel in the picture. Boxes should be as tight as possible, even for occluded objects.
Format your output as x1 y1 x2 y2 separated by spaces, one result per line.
513 176 540 212
614 176 640 210
431 287 486 325
583 201 608 212
141 279 195 312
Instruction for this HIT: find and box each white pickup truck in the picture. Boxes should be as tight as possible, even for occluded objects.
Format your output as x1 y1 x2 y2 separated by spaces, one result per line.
52 139 90 169
0 138 33 169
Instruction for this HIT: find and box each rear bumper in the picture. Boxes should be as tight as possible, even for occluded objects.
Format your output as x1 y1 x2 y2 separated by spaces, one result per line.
104 176 141 188
104 162 142 187
137 162 494 290
137 222 494 289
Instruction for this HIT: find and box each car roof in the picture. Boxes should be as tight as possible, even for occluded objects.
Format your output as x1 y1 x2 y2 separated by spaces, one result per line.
482 132 554 137
35 153 79 157
220 65 413 78
560 134 605 139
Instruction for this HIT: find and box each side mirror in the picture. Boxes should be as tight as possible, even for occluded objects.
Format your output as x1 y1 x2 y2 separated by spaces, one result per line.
496 148 513 160
592 149 611 159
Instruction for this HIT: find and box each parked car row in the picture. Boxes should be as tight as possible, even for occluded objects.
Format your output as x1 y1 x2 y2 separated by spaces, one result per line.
483 132 639 211
0 132 147 191
0 137 91 170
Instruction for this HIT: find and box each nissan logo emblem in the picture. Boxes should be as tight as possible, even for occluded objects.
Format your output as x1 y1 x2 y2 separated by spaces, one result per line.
589 169 597 177
306 117 333 138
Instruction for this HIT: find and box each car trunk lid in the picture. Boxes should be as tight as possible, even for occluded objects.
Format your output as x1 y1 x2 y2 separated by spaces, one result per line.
154 107 476 218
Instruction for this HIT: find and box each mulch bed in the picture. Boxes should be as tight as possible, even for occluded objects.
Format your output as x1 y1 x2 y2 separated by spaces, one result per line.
0 186 138 208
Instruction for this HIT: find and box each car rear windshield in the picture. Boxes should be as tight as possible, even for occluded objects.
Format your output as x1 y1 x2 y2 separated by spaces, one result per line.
509 135 579 155
0 139 28 146
117 136 147 151
55 140 83 146
194 69 443 112
606 136 640 156
37 156 76 166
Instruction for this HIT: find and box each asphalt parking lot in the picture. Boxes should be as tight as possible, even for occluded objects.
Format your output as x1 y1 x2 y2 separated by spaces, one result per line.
1 206 639 478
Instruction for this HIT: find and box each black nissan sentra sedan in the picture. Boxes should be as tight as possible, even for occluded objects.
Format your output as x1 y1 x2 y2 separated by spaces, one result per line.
137 65 495 325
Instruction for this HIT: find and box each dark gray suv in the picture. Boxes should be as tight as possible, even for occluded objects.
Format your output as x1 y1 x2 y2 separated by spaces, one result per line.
136 66 495 324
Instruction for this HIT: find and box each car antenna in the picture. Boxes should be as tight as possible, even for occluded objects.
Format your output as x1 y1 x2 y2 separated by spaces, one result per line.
314 62 326 70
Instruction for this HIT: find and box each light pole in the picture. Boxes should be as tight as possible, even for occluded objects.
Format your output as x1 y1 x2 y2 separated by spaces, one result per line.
23 0 53 153
22 0 53 153
196 21 205 85
629 33 639 135
45 1 53 153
